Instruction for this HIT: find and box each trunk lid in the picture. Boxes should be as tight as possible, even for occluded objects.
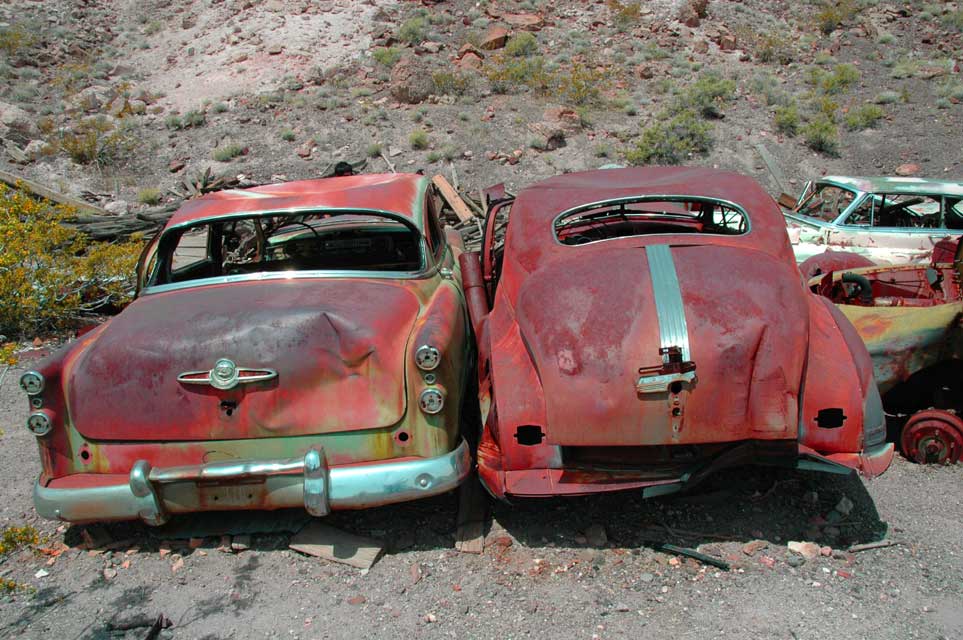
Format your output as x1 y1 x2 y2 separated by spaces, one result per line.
67 279 420 441
514 243 809 446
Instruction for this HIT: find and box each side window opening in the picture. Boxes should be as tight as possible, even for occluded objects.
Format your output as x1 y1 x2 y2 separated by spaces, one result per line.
796 185 857 222
873 193 944 229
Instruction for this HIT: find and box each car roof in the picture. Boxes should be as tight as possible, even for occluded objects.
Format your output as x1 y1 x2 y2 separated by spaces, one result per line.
166 173 431 230
506 166 793 261
819 176 963 197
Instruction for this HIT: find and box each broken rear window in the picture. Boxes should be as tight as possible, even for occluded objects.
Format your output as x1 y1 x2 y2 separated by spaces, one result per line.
151 211 423 286
554 196 749 245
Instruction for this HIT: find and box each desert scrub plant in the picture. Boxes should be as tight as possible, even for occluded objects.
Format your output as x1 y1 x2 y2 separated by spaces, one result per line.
137 187 163 205
0 185 143 338
844 104 884 130
802 115 839 155
182 109 206 128
670 71 737 118
427 150 443 162
557 62 607 106
372 46 403 67
505 32 539 57
485 54 552 94
58 117 136 167
0 23 36 56
808 63 860 94
814 0 858 35
409 129 429 150
625 108 712 165
212 142 245 162
774 103 801 135
432 71 473 96
280 128 296 142
874 90 900 104
398 16 428 45
366 143 383 158
212 102 229 113
607 0 642 30
0 525 39 555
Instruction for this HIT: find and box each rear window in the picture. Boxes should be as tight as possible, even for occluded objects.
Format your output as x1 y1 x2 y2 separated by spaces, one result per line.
152 211 423 286
555 196 749 245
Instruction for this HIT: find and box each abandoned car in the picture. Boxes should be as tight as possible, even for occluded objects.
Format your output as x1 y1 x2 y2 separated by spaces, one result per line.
20 173 473 525
811 237 963 464
460 167 894 500
782 176 963 264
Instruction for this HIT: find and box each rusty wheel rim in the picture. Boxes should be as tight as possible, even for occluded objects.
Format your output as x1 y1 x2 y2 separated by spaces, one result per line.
900 410 963 465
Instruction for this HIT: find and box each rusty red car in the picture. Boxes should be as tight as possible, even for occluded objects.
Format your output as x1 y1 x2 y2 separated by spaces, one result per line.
20 173 473 525
460 167 894 501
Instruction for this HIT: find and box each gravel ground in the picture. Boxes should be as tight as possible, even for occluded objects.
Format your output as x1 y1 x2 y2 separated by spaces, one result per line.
1 360 961 640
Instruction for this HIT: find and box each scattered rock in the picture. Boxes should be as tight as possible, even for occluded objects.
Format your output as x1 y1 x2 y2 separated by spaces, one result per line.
231 535 251 552
480 26 510 51
34 569 49 579
820 546 833 557
637 64 654 79
170 556 185 573
266 44 283 55
788 541 821 560
456 51 484 71
103 567 118 580
759 555 777 569
527 122 566 151
104 201 130 215
502 13 543 30
895 163 920 176
296 141 314 159
584 523 608 547
835 496 855 515
347 595 366 606
0 101 37 142
389 56 435 104
787 553 806 568
742 540 768 556
421 41 444 54
692 39 709 54
169 158 187 173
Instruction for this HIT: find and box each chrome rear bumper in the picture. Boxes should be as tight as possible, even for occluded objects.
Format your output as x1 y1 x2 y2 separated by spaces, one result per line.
34 439 472 525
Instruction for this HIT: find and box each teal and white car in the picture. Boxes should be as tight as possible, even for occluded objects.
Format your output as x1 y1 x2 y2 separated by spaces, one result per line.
782 176 963 264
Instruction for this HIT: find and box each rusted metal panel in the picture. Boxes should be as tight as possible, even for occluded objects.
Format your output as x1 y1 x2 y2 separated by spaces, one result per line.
471 167 891 500
21 173 473 524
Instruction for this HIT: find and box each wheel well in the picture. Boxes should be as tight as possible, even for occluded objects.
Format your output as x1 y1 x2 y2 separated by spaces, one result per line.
882 359 963 441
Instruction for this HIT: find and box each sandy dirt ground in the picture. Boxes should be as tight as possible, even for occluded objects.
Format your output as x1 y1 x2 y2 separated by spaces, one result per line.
1 362 961 640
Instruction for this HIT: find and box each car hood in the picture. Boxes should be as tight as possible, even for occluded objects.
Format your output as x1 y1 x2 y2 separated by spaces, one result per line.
512 243 809 446
66 279 421 441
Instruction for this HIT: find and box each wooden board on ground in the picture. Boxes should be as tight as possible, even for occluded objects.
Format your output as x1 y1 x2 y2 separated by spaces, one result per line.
0 168 110 217
289 522 384 569
454 472 490 554
432 174 476 223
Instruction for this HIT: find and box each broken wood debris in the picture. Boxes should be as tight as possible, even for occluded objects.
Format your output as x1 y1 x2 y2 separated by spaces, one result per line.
0 167 111 217
651 542 731 571
454 473 490 554
848 540 901 553
289 522 384 570
432 174 476 223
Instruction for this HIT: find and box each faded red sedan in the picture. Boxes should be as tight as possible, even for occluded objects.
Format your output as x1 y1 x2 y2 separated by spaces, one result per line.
460 167 894 500
20 173 472 525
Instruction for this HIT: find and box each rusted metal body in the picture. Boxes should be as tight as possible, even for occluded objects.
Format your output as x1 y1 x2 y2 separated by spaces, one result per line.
21 174 473 524
465 167 893 500
811 238 963 463
783 176 963 265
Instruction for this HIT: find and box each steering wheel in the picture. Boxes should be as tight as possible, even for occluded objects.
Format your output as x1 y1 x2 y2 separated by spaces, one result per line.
266 220 322 243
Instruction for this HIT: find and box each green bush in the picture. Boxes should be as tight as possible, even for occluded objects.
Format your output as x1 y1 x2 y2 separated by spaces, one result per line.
366 143 383 158
808 63 859 94
432 71 473 96
137 187 163 205
59 117 136 167
280 129 296 142
625 108 712 165
814 0 858 34
844 104 884 130
670 71 737 118
212 143 245 162
607 0 642 30
0 185 143 339
398 17 428 45
485 54 552 94
372 46 403 67
802 115 839 155
505 32 539 57
409 129 429 150
774 103 801 135
557 62 606 106
874 90 900 104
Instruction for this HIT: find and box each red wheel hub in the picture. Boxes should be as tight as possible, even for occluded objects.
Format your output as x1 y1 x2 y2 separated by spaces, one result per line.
900 410 963 465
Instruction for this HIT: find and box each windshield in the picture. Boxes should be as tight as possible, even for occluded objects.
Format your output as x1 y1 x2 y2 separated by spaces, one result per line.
794 184 858 222
554 196 748 245
150 211 423 286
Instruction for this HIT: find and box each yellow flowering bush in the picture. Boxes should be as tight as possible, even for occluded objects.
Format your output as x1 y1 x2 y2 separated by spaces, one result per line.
0 184 144 342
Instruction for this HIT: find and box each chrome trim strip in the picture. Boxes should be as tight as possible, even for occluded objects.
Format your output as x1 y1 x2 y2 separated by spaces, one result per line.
34 439 472 524
142 267 436 296
176 366 278 389
646 244 691 361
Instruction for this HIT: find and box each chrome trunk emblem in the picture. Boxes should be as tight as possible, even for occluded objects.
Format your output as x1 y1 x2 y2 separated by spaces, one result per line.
178 358 277 390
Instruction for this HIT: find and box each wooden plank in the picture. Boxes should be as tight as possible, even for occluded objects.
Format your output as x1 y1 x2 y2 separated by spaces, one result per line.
289 522 383 569
432 174 476 223
0 168 110 217
753 142 788 194
454 473 489 554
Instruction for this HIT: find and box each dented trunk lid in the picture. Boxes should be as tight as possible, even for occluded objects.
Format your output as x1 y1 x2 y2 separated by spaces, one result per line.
67 279 420 441
514 243 809 446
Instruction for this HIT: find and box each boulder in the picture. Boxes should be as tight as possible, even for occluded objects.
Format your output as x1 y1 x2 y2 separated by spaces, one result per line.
0 101 37 142
480 26 509 50
389 56 435 104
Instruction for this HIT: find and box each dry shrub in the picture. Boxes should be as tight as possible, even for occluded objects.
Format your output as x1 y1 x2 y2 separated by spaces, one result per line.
0 184 144 341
